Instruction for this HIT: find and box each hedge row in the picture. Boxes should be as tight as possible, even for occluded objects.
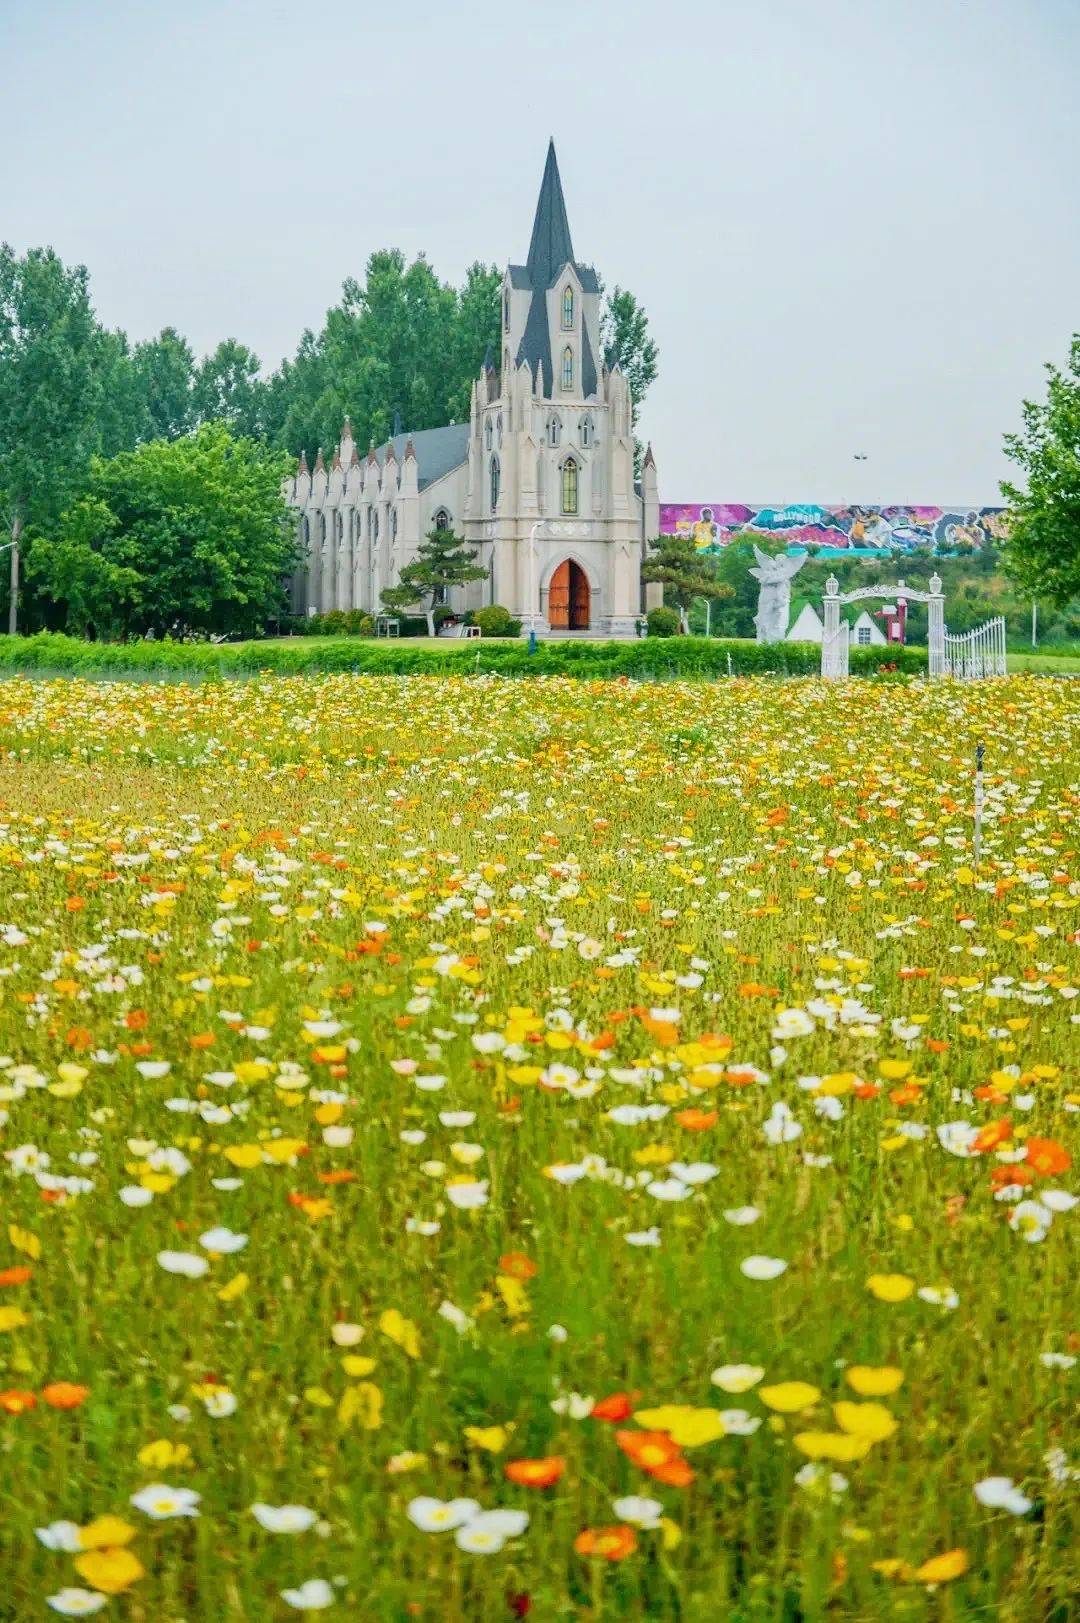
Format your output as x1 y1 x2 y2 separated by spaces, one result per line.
0 631 930 681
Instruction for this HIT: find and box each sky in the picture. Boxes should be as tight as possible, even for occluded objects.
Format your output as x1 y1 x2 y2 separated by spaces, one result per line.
3 0 1078 504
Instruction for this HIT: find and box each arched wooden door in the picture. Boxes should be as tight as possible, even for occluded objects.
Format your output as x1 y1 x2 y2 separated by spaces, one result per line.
548 560 590 630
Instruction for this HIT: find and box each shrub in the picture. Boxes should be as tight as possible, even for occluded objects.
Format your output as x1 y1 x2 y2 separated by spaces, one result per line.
647 607 680 638
473 605 522 638
0 631 938 682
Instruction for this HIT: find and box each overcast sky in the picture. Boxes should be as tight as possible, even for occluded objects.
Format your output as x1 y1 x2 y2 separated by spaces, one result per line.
3 0 1078 504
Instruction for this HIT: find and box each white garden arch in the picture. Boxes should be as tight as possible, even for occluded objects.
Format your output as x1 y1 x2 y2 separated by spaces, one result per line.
821 572 1006 680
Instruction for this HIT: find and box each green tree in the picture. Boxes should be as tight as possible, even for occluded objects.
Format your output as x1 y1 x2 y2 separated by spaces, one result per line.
31 422 295 639
381 525 487 636
132 327 195 441
707 532 789 638
600 285 659 426
1001 334 1080 605
447 262 502 422
193 338 266 438
642 534 733 632
0 245 107 632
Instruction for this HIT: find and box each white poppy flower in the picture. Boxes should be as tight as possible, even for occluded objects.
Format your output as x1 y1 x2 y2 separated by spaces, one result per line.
625 1227 662 1247
711 1364 765 1393
119 1185 153 1207
156 1250 209 1278
1009 1200 1053 1242
645 1178 692 1202
135 1060 171 1079
612 1495 663 1528
330 1323 364 1347
439 1111 476 1127
406 1496 481 1532
463 1508 528 1538
36 1522 83 1552
251 1503 318 1534
550 1392 594 1419
974 1476 1033 1515
917 1285 959 1309
718 1409 762 1435
740 1255 788 1281
437 1300 474 1334
131 1483 201 1519
937 1121 980 1157
723 1206 761 1226
763 1103 802 1145
281 1578 335 1610
545 1162 587 1185
670 1162 718 1185
1039 1351 1076 1370
771 1008 814 1040
46 1592 108 1616
199 1226 248 1254
1041 1190 1077 1213
446 1179 489 1209
202 1389 237 1417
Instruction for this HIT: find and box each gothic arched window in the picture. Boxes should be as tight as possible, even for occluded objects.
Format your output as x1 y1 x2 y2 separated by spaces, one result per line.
561 347 573 391
434 507 451 533
548 415 560 447
490 456 500 511
390 507 398 541
562 286 574 329
579 415 592 447
503 289 510 331
561 457 578 515
484 420 493 452
496 413 503 445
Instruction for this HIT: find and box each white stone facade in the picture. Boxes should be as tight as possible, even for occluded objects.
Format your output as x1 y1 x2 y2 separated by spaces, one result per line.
283 144 660 636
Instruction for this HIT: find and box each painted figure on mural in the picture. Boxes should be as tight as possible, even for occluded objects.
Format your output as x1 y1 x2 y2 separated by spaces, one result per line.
749 545 807 643
692 507 719 551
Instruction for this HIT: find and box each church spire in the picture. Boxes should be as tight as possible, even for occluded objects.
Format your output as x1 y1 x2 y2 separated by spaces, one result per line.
526 138 574 287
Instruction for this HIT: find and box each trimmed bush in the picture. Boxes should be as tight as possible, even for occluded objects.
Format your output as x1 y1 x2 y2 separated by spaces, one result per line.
0 631 932 682
473 605 522 638
647 607 680 638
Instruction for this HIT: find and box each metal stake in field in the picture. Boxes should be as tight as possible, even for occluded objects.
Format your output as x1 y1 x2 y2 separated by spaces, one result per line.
973 742 985 868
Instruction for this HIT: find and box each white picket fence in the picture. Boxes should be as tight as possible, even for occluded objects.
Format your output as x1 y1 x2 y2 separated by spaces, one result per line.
943 616 1007 679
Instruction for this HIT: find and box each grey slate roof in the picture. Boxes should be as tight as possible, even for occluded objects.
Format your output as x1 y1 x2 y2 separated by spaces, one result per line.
374 422 469 490
513 140 598 399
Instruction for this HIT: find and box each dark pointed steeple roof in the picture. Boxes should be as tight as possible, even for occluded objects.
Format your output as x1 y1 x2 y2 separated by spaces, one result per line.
512 142 598 399
526 139 575 289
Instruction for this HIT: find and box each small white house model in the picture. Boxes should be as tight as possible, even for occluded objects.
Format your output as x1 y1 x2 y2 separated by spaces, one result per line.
785 602 887 646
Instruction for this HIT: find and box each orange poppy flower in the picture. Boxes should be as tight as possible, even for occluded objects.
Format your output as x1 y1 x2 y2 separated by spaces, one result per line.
616 1429 679 1469
0 1266 32 1287
41 1382 89 1410
647 1455 695 1487
504 1456 565 1488
498 1252 538 1281
0 1389 37 1415
124 1009 149 1031
973 1118 1012 1154
574 1525 638 1561
592 1392 636 1422
675 1108 718 1131
1025 1138 1071 1177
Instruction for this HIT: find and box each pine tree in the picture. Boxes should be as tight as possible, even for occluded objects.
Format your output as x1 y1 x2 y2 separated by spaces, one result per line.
380 524 487 636
641 535 734 632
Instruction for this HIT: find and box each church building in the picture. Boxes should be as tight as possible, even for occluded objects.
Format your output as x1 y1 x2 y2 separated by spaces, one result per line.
284 142 659 636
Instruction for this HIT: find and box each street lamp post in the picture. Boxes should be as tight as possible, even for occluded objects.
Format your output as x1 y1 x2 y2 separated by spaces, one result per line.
526 520 543 636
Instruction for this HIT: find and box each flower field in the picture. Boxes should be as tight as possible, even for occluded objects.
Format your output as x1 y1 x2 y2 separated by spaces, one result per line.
0 672 1076 1621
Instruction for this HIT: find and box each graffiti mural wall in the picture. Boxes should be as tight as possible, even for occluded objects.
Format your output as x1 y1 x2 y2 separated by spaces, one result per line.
659 503 1008 555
